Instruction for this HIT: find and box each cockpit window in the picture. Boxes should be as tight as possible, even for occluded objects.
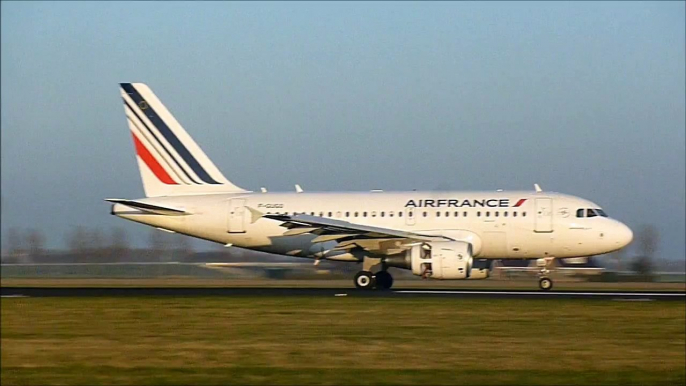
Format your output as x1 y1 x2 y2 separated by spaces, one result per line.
577 208 608 218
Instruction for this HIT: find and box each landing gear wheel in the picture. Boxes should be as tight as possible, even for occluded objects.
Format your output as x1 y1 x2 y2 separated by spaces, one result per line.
374 271 394 290
539 277 553 291
354 271 376 290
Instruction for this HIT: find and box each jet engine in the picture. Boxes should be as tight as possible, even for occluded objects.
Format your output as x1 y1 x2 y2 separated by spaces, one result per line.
467 259 493 279
396 241 474 279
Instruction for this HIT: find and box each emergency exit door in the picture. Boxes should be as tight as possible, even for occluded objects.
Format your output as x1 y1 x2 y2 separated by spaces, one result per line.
227 198 247 233
534 198 553 233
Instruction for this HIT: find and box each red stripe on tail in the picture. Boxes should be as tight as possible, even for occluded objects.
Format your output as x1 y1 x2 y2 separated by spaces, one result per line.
131 133 178 185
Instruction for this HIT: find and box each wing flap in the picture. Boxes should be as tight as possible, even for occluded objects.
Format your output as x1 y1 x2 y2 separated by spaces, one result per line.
263 214 440 240
260 211 450 255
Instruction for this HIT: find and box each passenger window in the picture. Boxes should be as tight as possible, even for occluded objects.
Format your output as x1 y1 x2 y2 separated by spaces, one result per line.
455 211 459 217
363 211 367 217
477 211 481 217
311 212 315 216
436 211 440 217
354 212 359 217
328 212 332 217
513 212 517 217
371 211 376 217
319 212 323 217
463 211 468 217
495 212 499 217
399 212 403 217
486 211 490 217
445 211 449 217
381 211 385 217
522 212 527 217
345 211 350 217
504 211 508 217
423 211 427 217
576 208 584 218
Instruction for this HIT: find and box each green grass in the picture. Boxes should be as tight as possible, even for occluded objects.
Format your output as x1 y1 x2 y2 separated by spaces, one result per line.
2 297 684 385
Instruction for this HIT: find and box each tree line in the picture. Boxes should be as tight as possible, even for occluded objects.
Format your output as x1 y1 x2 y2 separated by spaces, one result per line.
2 226 195 263
2 224 663 277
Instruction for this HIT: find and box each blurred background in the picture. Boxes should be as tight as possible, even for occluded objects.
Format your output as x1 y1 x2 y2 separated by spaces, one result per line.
1 225 683 283
1 2 684 283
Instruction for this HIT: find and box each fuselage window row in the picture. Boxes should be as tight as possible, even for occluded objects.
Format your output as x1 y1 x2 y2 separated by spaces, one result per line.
263 210 526 218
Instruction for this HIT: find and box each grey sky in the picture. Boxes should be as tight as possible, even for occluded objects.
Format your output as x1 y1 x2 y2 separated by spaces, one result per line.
1 1 684 258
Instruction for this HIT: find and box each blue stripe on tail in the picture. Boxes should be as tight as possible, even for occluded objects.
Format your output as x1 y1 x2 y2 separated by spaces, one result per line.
120 83 220 185
123 98 199 184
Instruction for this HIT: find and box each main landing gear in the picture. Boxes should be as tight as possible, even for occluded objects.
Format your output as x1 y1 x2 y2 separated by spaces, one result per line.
354 270 394 290
353 255 393 290
375 270 394 290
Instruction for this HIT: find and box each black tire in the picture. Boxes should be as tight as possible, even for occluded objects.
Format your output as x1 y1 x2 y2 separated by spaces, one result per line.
374 271 394 290
539 277 553 291
354 271 375 290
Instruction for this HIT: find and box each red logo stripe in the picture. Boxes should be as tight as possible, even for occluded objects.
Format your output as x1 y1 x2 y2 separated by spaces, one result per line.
513 199 527 207
132 133 177 185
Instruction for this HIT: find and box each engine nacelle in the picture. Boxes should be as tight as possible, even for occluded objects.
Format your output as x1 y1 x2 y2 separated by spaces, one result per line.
468 269 490 279
468 259 493 279
408 241 473 280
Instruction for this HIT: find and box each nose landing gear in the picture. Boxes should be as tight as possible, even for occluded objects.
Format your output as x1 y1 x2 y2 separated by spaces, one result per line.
538 277 553 291
536 257 556 291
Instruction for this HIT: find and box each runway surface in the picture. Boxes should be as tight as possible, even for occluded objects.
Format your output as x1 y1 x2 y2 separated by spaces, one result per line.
2 287 685 300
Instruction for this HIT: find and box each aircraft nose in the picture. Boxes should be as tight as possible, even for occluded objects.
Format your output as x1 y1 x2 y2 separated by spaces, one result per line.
615 222 633 248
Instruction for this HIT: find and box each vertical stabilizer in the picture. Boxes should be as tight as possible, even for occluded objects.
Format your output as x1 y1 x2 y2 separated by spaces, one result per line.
119 83 248 197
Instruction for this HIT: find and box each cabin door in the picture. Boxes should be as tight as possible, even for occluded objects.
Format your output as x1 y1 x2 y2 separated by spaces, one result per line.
534 198 553 233
227 198 247 233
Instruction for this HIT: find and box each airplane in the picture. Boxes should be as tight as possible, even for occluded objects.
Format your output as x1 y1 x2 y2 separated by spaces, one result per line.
107 82 634 291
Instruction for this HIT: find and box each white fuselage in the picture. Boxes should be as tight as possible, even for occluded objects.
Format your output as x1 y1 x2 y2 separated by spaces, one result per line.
112 190 633 261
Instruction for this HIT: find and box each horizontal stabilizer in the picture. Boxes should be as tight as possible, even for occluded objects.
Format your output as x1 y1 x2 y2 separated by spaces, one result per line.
105 199 188 216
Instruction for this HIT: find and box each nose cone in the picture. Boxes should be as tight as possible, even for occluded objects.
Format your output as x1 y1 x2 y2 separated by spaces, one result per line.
615 222 633 249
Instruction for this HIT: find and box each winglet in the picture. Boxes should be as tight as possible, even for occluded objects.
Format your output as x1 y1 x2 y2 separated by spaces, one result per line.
295 184 304 193
260 187 268 193
534 183 542 193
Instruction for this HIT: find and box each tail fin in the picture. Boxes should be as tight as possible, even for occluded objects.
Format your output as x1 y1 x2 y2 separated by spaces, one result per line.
119 83 248 197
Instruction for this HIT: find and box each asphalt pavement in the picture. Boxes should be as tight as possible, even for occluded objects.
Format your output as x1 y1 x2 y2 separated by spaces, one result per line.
2 287 684 300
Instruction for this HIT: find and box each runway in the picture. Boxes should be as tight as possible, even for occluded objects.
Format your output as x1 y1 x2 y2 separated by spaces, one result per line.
2 287 684 300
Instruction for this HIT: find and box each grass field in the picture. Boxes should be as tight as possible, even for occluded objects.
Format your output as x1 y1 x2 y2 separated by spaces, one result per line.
2 296 684 385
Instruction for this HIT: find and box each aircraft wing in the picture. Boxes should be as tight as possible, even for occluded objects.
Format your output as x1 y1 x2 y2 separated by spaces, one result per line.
260 212 450 255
